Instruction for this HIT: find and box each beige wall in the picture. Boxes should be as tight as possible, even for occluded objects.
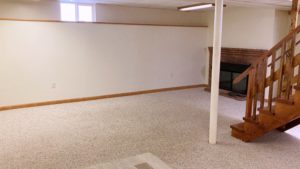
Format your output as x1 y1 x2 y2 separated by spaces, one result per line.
0 1 209 106
0 1 208 26
0 1 293 106
274 10 290 43
0 21 208 106
206 7 291 49
1 1 290 48
207 7 279 50
95 4 208 26
0 1 60 20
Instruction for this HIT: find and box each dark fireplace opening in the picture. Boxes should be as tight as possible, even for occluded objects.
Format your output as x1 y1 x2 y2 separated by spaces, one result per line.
220 62 250 95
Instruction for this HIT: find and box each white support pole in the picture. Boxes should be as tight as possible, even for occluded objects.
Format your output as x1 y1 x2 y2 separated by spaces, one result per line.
209 0 224 144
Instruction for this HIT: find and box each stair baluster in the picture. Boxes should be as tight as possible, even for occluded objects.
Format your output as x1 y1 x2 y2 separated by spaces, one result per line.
252 66 258 120
277 42 286 98
231 25 300 142
259 58 267 111
245 68 254 120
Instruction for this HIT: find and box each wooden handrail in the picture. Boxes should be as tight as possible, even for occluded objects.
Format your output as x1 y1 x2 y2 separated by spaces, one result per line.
235 24 300 122
267 39 300 67
267 48 291 67
233 66 253 84
262 25 300 58
233 25 300 84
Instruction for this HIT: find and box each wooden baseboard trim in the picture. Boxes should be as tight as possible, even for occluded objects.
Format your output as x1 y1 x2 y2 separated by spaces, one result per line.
0 18 208 28
0 84 207 112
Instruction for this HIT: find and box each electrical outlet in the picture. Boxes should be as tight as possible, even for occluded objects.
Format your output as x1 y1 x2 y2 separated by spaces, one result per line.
170 73 174 78
52 83 56 89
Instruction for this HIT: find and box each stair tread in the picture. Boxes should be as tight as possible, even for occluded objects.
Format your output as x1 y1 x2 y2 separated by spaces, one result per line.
230 123 245 133
259 106 275 115
243 117 260 124
259 106 291 124
276 97 294 105
230 27 300 142
231 121 265 142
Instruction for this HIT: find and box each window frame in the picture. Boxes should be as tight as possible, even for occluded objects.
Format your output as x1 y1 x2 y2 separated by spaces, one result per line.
60 2 76 22
60 2 96 22
77 4 96 22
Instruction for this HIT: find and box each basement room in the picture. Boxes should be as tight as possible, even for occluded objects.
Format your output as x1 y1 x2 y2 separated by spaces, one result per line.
0 0 300 169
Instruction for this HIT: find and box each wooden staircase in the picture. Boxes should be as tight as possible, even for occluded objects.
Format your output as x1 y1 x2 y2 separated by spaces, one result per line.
230 25 300 142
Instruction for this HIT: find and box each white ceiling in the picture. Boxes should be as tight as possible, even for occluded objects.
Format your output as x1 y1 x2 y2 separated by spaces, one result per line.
22 0 294 9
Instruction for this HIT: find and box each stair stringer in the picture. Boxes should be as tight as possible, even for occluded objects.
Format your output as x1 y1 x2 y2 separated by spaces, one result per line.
231 89 300 142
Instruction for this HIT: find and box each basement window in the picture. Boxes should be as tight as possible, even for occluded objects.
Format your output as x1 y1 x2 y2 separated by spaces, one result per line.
60 3 95 22
78 5 93 22
60 3 76 22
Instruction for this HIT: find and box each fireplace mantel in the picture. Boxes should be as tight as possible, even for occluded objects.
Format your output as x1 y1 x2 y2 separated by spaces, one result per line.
208 47 268 87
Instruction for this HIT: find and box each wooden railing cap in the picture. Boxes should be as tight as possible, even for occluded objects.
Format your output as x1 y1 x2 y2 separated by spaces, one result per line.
233 24 300 84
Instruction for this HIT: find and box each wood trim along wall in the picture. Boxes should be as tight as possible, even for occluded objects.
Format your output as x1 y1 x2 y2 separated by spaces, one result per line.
0 84 208 111
0 18 208 28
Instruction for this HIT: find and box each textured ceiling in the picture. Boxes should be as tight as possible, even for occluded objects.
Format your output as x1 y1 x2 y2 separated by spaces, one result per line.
19 0 293 9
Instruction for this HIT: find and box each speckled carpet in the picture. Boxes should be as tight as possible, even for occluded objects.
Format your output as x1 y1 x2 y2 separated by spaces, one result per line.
85 153 172 169
0 88 299 169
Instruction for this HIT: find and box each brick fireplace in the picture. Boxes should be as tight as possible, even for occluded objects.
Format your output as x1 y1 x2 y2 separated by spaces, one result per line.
208 47 267 98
